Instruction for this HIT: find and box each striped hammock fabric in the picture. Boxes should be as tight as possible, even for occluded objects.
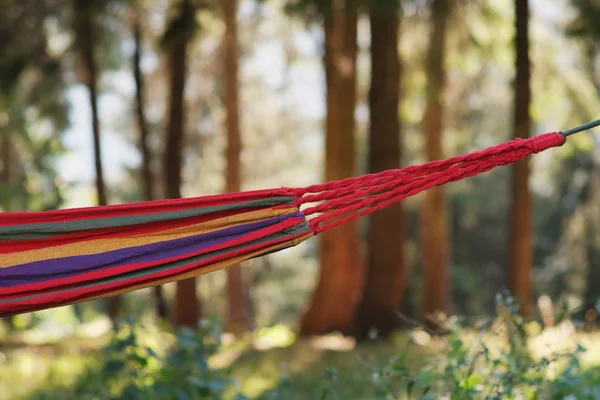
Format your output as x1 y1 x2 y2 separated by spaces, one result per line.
0 191 313 316
0 130 574 316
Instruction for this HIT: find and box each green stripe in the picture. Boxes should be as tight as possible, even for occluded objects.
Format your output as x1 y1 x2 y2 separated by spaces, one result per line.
0 222 311 305
0 196 296 240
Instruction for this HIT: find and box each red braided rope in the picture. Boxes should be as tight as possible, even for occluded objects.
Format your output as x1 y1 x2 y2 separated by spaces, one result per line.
293 132 565 234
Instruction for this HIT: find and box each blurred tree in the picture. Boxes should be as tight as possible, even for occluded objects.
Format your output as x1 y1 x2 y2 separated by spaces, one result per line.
566 0 600 316
293 0 364 336
73 0 122 324
162 0 200 329
0 0 69 330
508 0 532 318
73 0 108 208
222 0 254 334
131 0 168 321
420 0 451 324
0 0 69 212
567 0 600 98
354 0 405 340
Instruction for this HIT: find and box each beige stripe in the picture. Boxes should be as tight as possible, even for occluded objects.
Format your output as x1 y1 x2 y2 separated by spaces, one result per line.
1 207 298 268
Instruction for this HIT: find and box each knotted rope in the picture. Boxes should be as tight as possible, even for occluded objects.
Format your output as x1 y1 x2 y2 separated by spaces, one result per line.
293 130 572 234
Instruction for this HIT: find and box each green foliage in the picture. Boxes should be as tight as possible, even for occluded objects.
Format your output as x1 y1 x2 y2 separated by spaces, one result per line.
283 0 329 23
567 0 600 40
0 0 70 213
72 317 248 400
311 292 599 399
6 297 600 399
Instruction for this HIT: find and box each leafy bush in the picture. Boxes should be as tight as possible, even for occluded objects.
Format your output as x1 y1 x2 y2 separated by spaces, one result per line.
48 317 247 400
28 292 600 399
314 291 600 400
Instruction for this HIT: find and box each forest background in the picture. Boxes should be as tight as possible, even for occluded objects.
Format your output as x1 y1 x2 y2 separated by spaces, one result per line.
3 0 600 398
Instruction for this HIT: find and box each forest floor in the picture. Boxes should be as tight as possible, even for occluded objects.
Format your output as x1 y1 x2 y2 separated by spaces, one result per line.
2 318 600 399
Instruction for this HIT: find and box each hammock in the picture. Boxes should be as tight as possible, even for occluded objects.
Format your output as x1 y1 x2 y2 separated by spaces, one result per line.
0 122 594 317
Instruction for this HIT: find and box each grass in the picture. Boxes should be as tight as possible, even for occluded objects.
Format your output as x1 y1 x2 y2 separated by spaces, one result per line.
5 299 600 400
3 316 600 400
0 326 421 400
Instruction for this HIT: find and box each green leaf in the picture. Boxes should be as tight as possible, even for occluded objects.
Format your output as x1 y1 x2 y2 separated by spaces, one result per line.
391 352 409 373
102 359 126 378
461 374 483 390
131 353 149 367
407 378 415 396
145 346 160 359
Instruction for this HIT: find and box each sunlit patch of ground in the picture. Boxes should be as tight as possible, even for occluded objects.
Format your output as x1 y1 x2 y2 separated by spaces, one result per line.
0 339 102 399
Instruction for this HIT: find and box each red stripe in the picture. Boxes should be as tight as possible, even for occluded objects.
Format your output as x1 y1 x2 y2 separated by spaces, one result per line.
0 217 305 298
0 205 297 254
0 230 311 316
0 189 294 226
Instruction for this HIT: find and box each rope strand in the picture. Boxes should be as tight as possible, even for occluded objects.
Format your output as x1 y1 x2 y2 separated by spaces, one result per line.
295 132 565 234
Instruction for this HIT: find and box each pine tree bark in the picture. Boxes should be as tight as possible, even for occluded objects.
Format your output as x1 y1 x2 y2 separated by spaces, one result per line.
165 0 200 329
420 0 450 324
354 0 405 341
299 0 363 336
223 0 254 335
75 1 120 324
508 0 532 318
132 6 167 321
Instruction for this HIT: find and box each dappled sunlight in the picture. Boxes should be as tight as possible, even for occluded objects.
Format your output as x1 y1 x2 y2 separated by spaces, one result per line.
309 332 356 351
528 320 578 358
224 340 324 398
74 316 112 338
3 318 600 399
253 324 297 350
210 338 252 369
0 345 96 400
212 325 297 369
238 375 281 399
409 328 433 346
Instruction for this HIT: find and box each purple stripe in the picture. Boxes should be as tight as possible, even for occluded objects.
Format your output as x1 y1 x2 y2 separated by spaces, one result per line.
0 211 302 287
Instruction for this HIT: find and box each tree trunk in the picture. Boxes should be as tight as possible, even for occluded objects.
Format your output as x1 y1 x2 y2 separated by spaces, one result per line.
420 0 450 324
132 6 167 321
508 0 532 318
165 0 200 329
299 0 363 336
585 188 600 320
0 132 16 330
0 133 12 211
223 0 254 335
354 1 405 341
75 2 120 324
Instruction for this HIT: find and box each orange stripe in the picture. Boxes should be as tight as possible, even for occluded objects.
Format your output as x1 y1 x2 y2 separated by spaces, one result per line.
1 207 298 268
84 232 313 301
